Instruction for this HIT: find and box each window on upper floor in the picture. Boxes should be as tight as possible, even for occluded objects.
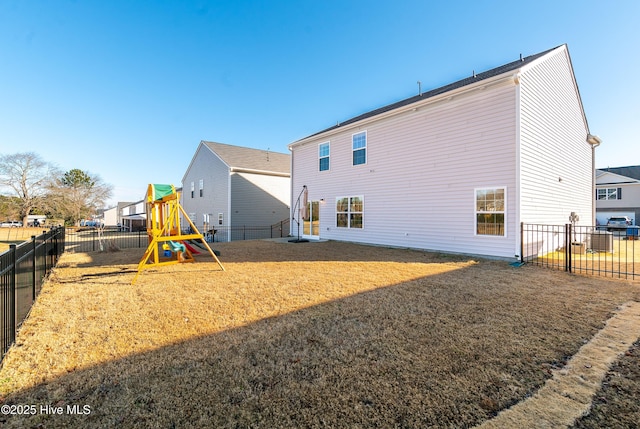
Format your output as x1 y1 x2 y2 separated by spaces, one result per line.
352 131 366 166
199 179 204 197
597 187 621 200
190 181 195 199
475 188 505 236
319 142 330 171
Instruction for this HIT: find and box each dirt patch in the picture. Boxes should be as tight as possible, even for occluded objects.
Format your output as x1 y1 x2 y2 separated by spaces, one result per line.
572 340 640 428
0 240 638 428
476 301 640 428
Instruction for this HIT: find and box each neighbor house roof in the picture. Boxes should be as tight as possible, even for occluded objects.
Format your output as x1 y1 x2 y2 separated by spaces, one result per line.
202 141 290 175
597 166 640 182
293 45 564 144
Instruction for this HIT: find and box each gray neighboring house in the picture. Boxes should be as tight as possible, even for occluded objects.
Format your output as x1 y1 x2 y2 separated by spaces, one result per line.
182 141 291 242
596 165 640 226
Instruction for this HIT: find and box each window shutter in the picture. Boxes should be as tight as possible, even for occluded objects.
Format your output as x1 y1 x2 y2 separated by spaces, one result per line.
618 188 622 199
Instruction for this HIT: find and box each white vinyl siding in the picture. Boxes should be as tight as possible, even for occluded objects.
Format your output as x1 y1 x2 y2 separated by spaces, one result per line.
291 81 518 258
519 47 592 226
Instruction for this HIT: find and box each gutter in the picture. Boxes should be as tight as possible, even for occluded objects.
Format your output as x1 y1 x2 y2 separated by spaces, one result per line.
229 167 290 178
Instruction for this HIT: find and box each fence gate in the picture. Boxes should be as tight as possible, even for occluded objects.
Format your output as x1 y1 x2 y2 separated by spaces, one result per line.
521 223 638 279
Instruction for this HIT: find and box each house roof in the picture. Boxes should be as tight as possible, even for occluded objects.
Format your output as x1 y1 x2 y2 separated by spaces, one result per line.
293 45 563 144
202 141 290 175
597 166 640 182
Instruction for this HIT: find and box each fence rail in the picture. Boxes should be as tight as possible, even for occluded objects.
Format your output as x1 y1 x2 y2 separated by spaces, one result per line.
1 227 65 362
521 223 638 279
64 219 291 253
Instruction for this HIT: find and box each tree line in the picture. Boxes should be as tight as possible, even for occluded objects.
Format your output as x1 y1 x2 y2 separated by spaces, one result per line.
0 152 112 226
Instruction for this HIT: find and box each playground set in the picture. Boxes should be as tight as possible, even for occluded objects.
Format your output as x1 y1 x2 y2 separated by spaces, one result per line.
132 184 224 284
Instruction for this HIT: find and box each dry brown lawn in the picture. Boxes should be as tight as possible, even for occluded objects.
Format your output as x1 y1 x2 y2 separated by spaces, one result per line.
0 227 47 253
0 239 638 428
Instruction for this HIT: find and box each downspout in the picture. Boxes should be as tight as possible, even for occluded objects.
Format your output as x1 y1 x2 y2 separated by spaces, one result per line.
514 72 522 260
227 167 232 241
587 134 602 225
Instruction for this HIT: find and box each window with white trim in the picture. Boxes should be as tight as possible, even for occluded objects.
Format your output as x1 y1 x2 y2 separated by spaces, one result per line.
352 131 366 166
336 196 363 228
319 142 330 171
190 181 195 198
199 179 204 197
597 187 621 200
475 188 505 236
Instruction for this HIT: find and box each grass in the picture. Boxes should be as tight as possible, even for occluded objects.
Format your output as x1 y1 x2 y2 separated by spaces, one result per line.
0 240 638 428
0 227 47 253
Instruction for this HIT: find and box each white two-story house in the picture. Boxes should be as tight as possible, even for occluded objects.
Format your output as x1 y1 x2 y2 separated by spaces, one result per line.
289 44 599 259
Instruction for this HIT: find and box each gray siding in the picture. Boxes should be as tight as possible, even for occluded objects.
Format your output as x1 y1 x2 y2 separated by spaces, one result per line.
230 172 290 226
182 144 230 231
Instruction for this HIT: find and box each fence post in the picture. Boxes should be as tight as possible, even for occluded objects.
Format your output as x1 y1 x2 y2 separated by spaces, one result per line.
31 236 37 302
520 222 524 263
9 244 17 340
565 223 572 273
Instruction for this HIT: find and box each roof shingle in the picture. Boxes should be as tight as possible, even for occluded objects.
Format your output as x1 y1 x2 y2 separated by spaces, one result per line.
203 141 290 175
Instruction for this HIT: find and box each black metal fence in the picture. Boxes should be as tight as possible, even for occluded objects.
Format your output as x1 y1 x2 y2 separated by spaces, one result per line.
521 223 638 279
1 227 65 362
64 219 291 252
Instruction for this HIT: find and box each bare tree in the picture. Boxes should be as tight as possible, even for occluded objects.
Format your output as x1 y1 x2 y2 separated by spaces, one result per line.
49 169 112 225
0 152 59 225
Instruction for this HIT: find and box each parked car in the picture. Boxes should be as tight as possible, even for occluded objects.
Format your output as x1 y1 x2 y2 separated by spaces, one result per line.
0 221 23 227
606 216 633 231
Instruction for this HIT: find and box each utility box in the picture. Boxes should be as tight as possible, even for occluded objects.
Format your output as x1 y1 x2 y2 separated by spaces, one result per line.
571 242 585 255
590 231 613 252
627 226 639 240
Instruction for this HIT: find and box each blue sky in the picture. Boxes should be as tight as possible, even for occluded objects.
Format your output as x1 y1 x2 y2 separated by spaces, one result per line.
1 0 638 206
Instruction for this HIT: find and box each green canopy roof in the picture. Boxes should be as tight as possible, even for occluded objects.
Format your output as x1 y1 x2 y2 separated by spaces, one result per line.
148 184 176 202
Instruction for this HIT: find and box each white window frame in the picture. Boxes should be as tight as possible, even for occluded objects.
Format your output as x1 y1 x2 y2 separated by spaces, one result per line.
474 187 506 237
199 179 204 197
597 187 621 200
352 131 367 166
319 142 330 171
336 196 364 229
